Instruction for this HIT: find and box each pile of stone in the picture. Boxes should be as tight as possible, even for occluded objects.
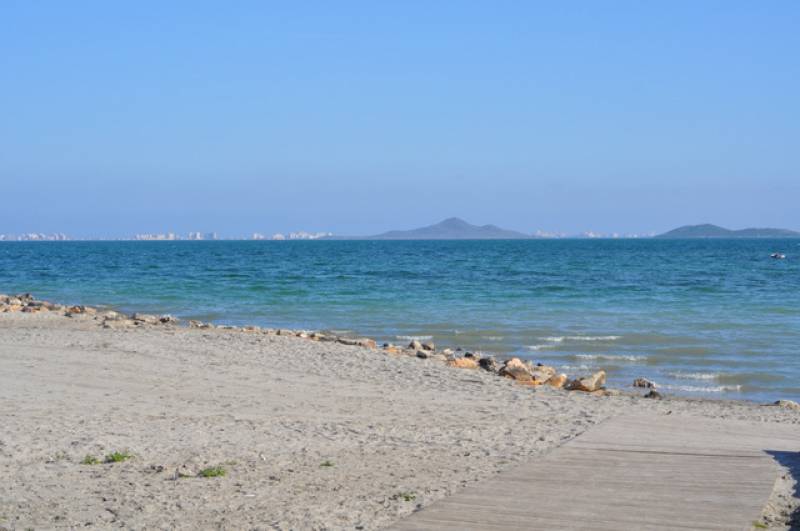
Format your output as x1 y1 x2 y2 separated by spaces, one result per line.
0 293 65 314
1 293 613 397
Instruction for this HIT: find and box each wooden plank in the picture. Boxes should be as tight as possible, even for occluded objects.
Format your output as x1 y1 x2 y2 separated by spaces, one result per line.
390 415 799 531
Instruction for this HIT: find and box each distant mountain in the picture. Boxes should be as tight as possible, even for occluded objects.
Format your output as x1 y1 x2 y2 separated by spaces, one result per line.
655 224 800 239
366 217 532 240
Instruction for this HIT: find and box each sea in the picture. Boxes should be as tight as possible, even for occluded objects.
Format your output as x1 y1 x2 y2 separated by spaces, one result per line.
1 239 798 402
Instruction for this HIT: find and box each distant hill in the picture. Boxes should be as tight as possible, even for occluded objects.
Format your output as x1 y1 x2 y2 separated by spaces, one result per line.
655 224 800 239
366 217 532 240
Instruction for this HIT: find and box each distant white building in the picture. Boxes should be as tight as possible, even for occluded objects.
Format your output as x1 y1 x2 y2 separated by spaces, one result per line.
252 233 266 240
288 231 333 240
271 233 286 240
187 232 204 240
0 233 70 241
134 233 179 241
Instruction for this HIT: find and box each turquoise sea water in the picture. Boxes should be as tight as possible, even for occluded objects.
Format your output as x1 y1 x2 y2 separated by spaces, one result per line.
1 239 798 402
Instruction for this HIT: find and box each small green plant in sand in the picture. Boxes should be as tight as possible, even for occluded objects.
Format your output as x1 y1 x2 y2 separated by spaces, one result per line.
82 455 100 465
391 492 417 502
752 522 767 529
198 466 227 478
320 460 334 468
104 451 133 463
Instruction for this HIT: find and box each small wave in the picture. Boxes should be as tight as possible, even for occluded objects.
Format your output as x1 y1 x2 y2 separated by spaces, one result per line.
482 336 504 341
525 344 555 351
568 335 621 342
659 384 742 393
668 372 718 381
542 335 621 343
559 364 591 372
395 335 433 341
575 354 647 362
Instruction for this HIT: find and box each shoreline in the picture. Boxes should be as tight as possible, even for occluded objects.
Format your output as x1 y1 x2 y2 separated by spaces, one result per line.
1 292 796 407
1 293 799 529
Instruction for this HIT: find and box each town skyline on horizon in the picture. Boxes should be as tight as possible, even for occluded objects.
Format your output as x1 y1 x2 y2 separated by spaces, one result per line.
4 218 800 242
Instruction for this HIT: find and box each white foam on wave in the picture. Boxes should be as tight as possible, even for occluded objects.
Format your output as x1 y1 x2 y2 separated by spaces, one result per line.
482 336 504 341
396 335 433 341
525 344 556 351
668 372 719 381
575 354 647 362
660 384 742 393
559 364 592 372
542 335 621 343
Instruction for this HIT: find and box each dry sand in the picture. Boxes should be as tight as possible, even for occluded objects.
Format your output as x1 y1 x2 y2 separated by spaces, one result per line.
1 311 798 530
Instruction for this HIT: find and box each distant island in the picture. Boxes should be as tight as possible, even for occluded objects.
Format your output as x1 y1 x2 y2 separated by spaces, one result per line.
655 224 800 239
362 217 532 240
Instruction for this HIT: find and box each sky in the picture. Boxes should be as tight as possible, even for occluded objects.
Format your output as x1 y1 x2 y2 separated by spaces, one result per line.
1 1 799 237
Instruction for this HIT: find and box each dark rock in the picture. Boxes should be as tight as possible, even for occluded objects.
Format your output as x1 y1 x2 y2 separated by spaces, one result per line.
644 390 663 399
633 377 656 388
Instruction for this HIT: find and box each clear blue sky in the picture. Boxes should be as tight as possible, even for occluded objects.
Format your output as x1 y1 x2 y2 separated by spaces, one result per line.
2 1 798 237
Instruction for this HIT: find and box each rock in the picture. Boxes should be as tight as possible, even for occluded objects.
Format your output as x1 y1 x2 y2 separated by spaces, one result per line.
644 389 663 399
159 315 178 324
357 338 377 349
421 342 435 351
337 337 359 346
546 373 568 389
277 329 295 336
448 358 479 369
499 358 534 382
463 352 477 359
242 325 261 332
633 377 656 388
415 350 429 359
441 348 455 356
408 340 423 350
173 464 198 480
478 357 499 372
566 370 607 392
774 399 800 411
132 313 159 324
101 311 125 321
383 345 402 354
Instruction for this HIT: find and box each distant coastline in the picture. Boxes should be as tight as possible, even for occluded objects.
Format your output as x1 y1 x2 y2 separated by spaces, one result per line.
3 220 799 241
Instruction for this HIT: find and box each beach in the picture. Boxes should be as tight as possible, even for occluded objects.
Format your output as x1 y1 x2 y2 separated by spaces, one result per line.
1 303 798 530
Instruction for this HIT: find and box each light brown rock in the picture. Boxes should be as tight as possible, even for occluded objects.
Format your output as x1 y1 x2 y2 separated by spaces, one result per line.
546 373 568 389
408 339 423 350
774 399 800 411
566 370 607 392
499 358 534 382
447 358 479 369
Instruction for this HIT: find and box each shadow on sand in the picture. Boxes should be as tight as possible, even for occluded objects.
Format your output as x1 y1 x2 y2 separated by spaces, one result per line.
767 450 800 530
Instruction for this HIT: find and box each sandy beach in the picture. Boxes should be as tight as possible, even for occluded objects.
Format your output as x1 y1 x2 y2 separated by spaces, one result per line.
1 306 798 530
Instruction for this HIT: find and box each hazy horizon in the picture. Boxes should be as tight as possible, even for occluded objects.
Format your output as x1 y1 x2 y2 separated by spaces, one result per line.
2 2 798 238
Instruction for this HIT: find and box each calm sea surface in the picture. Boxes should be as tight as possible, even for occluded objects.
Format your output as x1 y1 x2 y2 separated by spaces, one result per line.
1 239 798 402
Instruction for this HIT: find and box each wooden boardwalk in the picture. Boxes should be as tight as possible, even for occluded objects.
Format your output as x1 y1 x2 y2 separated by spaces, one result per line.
390 415 799 531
